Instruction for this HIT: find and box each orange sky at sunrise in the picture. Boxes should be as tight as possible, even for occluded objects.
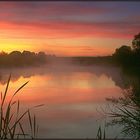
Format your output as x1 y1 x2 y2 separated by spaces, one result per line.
0 2 139 56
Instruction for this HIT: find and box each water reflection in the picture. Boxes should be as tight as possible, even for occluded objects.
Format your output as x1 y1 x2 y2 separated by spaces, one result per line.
0 64 123 88
0 64 133 138
106 68 140 139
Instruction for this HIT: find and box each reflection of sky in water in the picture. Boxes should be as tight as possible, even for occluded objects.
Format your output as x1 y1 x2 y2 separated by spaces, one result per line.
0 65 124 138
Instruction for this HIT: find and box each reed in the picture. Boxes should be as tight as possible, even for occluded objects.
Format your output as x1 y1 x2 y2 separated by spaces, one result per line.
0 74 43 139
96 125 106 140
106 87 140 139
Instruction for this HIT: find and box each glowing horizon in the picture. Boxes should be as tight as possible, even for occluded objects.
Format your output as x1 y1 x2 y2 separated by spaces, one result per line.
0 2 139 56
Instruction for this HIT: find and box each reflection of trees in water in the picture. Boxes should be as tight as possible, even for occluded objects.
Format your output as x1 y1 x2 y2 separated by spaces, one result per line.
106 68 140 139
0 66 48 85
0 64 122 86
0 64 136 89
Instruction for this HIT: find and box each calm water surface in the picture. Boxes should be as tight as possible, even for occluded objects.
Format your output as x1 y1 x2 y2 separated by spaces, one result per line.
0 64 127 138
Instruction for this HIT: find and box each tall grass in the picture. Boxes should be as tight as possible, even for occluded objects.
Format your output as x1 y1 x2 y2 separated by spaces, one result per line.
0 74 43 139
106 86 140 139
96 125 106 140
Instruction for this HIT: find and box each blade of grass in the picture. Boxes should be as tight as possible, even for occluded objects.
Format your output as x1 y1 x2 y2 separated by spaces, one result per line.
19 122 26 139
28 110 33 137
10 81 29 104
13 81 29 97
1 74 11 106
33 115 36 138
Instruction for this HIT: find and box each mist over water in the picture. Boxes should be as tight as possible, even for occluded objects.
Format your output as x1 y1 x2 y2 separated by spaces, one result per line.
0 62 132 138
0 61 123 87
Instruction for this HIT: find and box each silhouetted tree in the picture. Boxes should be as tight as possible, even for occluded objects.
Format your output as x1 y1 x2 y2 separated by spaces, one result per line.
37 52 47 63
8 51 22 66
114 45 132 57
131 33 140 66
0 51 7 56
113 45 132 66
0 50 48 67
132 33 140 50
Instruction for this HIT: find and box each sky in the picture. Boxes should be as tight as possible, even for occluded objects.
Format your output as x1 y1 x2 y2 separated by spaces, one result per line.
0 1 140 56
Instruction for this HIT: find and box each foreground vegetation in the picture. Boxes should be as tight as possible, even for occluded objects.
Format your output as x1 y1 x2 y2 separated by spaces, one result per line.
106 84 140 139
0 74 43 139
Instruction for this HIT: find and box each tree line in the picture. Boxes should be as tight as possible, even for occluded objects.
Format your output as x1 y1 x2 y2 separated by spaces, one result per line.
113 32 140 67
0 51 48 67
72 32 140 67
0 33 139 67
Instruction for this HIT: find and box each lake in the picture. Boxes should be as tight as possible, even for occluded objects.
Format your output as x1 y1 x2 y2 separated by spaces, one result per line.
0 64 132 138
